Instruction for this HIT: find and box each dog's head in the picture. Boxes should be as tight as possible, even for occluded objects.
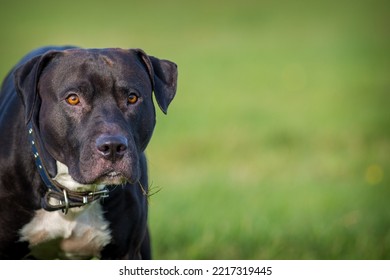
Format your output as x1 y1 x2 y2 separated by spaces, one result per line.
14 48 177 186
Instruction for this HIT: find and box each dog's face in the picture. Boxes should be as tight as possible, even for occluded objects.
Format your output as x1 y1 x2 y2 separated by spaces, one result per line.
15 48 177 185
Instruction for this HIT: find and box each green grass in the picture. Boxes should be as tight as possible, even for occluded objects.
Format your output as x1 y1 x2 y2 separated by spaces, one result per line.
1 0 389 259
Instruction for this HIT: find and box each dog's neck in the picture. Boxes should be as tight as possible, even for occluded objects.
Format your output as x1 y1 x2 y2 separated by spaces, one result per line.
53 161 106 192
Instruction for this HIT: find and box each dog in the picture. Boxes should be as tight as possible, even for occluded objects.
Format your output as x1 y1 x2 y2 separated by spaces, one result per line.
0 46 177 259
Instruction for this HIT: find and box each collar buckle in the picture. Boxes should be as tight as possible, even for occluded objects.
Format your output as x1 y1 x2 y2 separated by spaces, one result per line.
60 189 70 215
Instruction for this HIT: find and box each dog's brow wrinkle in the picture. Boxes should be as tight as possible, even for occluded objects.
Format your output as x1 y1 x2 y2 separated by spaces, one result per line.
101 56 114 67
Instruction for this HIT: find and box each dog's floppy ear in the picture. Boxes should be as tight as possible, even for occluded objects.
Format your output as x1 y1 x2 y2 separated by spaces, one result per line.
136 49 178 114
14 51 60 177
14 51 59 124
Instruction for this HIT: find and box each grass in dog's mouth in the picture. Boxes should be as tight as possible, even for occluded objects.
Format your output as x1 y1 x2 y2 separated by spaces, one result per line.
137 181 161 199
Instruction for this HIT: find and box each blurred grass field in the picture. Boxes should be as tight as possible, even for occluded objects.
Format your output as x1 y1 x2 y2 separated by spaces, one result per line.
1 0 389 259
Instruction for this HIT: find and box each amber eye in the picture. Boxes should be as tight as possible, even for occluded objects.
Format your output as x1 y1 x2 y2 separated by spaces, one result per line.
66 94 80 106
127 94 138 105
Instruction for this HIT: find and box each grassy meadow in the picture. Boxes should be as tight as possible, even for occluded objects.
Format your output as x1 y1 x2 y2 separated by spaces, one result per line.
0 0 389 259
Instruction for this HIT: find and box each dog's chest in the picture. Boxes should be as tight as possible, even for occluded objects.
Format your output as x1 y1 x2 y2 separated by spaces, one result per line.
19 202 111 259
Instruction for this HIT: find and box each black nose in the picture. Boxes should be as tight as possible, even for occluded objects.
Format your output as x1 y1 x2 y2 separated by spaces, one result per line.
96 135 128 162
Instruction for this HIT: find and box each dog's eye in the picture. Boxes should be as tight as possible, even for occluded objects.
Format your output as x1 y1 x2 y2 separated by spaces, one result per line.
127 94 138 105
66 94 80 106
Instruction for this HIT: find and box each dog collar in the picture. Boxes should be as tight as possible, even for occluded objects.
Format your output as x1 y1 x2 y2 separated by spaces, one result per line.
27 122 109 214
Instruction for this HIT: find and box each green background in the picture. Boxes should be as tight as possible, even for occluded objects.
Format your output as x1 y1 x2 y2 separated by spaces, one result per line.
1 0 389 259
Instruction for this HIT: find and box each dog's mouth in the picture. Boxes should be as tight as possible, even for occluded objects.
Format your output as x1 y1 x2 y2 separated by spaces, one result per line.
97 170 128 185
106 171 121 178
54 161 131 191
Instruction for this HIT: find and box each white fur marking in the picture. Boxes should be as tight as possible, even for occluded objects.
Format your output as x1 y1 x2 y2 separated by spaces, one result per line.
19 161 112 259
53 161 106 191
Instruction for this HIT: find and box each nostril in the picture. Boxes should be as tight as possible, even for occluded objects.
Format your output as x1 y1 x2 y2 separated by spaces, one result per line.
97 143 111 155
117 143 127 155
96 135 128 161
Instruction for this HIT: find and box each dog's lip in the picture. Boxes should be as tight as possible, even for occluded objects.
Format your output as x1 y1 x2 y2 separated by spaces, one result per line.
106 171 121 177
96 170 128 185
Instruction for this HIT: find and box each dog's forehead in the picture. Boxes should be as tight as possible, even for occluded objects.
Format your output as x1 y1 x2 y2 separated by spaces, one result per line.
59 48 137 68
41 48 151 90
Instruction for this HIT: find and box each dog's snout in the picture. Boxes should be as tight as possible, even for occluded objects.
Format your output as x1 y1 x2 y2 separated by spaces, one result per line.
96 135 128 162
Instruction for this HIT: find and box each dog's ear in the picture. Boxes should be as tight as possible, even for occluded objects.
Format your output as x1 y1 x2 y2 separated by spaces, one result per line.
136 49 178 114
14 51 60 177
14 51 59 124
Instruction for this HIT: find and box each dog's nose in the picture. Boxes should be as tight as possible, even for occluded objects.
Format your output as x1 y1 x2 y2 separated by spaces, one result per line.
96 135 128 162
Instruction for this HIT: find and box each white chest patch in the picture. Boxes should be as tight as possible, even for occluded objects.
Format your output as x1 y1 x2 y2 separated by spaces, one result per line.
19 161 112 259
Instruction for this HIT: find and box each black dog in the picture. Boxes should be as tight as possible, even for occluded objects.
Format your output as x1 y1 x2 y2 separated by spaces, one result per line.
0 46 177 259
